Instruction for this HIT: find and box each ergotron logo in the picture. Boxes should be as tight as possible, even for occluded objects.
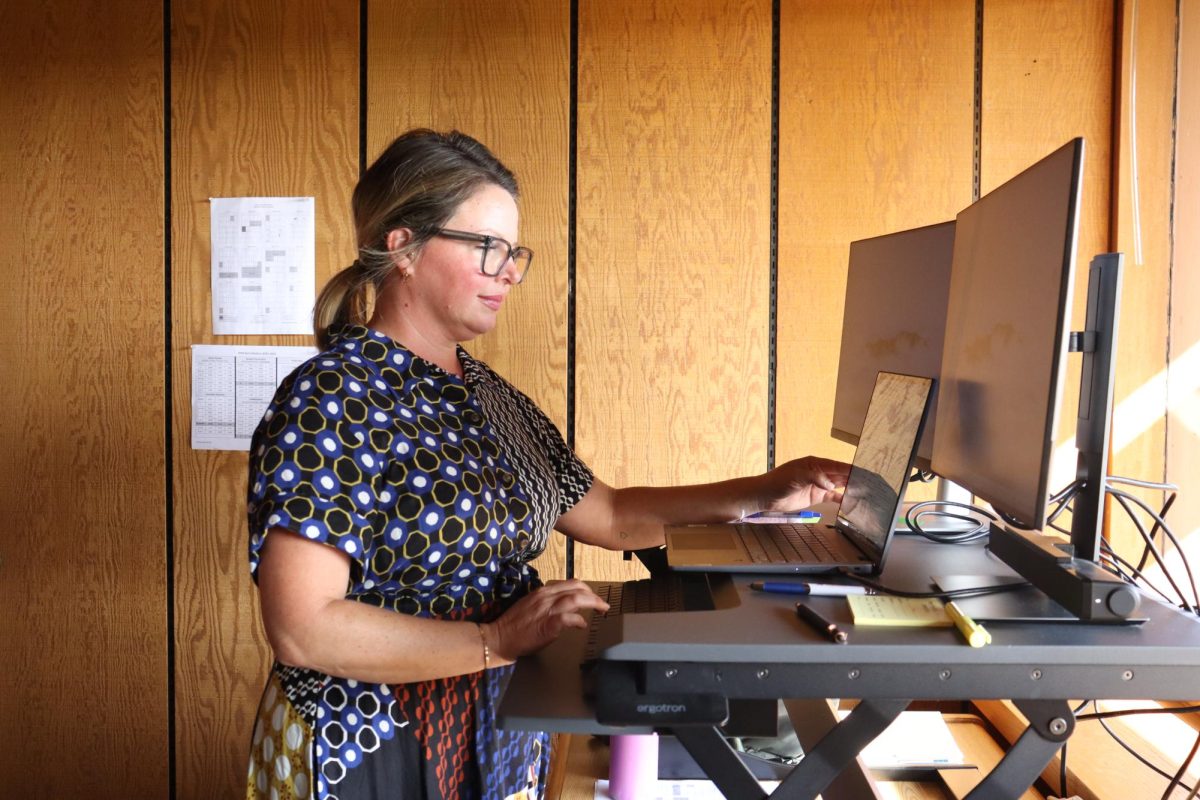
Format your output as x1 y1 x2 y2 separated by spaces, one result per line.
636 703 687 715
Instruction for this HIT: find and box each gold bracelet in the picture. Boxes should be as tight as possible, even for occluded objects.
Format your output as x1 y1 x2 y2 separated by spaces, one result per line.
476 622 490 671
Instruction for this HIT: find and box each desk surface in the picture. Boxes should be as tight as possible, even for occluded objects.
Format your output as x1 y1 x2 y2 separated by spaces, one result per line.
601 538 1200 666
499 534 1200 736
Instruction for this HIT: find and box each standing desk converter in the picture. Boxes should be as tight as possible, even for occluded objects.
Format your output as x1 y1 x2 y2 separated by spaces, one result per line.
498 535 1200 800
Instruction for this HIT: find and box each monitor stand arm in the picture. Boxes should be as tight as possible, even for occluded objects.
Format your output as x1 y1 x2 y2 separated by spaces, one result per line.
672 698 906 800
964 699 1074 800
672 725 772 799
937 477 973 505
782 698 907 799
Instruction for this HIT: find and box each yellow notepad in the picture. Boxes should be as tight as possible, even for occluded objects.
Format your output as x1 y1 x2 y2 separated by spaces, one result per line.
847 595 951 627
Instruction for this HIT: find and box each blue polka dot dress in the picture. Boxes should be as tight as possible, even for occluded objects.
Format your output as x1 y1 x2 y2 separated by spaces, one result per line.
244 325 594 800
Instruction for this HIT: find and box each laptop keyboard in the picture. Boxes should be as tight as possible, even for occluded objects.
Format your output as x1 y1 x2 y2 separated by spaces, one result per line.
734 523 842 563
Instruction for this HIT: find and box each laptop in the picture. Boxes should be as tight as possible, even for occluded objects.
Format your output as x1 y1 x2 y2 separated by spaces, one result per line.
665 371 934 574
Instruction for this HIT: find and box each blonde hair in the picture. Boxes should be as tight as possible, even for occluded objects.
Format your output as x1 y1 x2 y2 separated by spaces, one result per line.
313 129 519 350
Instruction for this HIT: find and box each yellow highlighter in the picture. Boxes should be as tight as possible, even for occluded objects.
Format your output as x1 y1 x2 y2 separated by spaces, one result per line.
945 601 992 647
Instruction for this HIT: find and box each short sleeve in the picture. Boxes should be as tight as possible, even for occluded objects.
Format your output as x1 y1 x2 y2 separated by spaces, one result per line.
246 360 387 577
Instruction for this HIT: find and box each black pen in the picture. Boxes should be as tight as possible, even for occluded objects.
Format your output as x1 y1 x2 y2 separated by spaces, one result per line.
795 602 848 644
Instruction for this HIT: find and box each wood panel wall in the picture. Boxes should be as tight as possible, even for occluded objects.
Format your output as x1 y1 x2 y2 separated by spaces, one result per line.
170 2 359 797
1111 0 1177 556
0 0 168 795
4 1 1196 796
1171 0 1200 550
776 0 976 500
573 0 773 582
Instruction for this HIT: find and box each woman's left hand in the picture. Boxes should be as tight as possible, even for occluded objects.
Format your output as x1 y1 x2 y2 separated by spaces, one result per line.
756 456 852 512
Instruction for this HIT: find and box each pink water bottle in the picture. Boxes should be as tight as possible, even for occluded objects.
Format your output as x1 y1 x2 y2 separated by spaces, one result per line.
609 733 659 800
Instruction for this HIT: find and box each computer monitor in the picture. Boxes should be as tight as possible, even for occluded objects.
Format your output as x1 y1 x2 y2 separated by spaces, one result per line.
831 221 955 470
931 138 1084 530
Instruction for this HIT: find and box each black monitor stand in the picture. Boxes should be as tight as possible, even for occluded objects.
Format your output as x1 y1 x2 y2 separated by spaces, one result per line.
1069 252 1123 561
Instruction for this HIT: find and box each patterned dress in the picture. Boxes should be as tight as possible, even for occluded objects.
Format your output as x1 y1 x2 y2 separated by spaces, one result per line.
244 325 594 800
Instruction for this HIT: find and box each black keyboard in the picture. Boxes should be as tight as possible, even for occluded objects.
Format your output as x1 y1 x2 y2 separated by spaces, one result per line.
582 573 716 662
593 575 687 615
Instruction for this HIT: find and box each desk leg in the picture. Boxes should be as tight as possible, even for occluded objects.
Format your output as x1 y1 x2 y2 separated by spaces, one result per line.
672 726 769 800
671 698 906 800
780 698 907 800
964 699 1074 800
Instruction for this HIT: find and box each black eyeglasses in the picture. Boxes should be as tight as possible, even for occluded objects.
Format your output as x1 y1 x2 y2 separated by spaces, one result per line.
430 228 533 284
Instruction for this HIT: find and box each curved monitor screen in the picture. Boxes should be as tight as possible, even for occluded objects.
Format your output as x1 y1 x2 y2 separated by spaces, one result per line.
930 138 1083 529
831 221 955 470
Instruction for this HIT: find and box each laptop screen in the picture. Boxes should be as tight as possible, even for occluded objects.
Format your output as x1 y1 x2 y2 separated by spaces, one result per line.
836 372 934 559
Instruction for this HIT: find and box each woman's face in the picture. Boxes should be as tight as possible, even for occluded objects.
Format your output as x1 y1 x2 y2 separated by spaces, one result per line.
403 183 522 344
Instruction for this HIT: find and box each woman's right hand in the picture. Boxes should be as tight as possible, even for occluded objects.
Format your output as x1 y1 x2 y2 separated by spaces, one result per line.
484 579 610 664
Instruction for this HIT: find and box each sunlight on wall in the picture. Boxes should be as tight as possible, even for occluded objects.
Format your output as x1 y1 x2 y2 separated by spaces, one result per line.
1113 340 1200 450
1141 536 1200 608
1109 339 1200 553
1089 700 1200 787
1050 339 1200 492
1042 339 1200 575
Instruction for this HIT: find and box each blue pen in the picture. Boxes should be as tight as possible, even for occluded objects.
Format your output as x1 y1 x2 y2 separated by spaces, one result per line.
743 510 822 521
749 581 872 596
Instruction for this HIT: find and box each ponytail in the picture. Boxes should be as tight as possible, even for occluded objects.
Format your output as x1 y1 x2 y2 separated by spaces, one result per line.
313 260 373 351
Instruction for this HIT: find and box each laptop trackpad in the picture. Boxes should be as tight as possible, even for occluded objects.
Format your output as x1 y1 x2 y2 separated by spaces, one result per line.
674 531 740 550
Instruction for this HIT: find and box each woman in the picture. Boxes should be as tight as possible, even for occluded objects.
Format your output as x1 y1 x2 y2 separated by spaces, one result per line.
245 128 849 799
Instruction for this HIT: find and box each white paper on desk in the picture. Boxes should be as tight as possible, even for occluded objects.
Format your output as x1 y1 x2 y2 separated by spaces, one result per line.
594 779 780 799
839 710 965 768
190 344 317 451
210 197 315 335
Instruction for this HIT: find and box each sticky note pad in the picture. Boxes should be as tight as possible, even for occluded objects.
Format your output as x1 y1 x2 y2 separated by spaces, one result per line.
847 595 951 627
